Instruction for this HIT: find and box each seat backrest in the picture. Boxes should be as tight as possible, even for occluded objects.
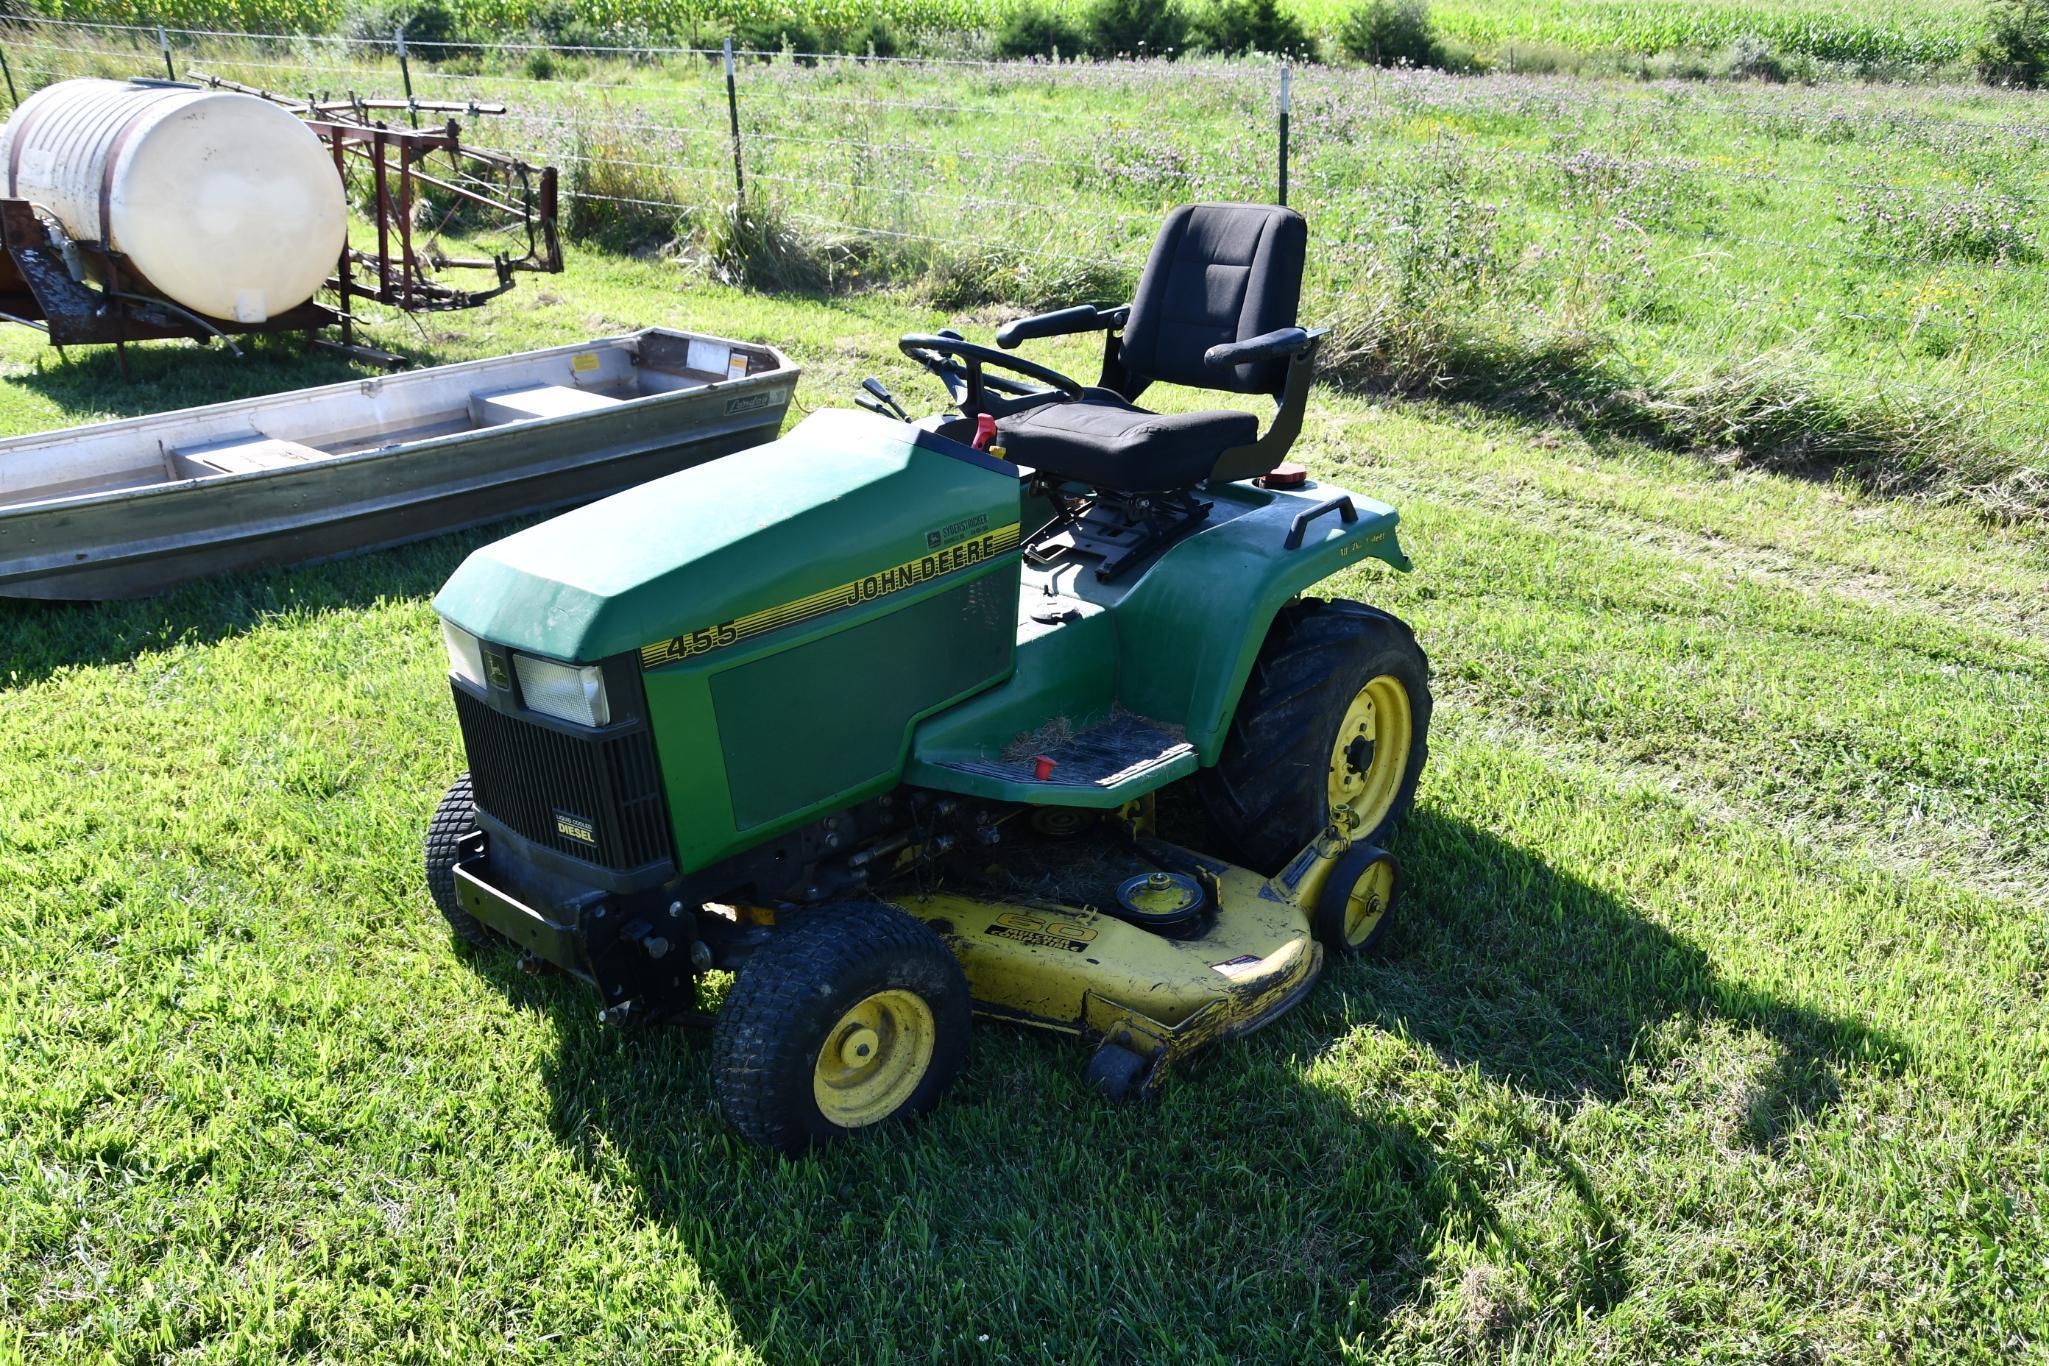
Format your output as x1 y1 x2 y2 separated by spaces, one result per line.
1117 203 1306 399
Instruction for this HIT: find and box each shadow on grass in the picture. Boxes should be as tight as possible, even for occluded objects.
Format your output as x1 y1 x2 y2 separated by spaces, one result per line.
441 807 1907 1357
1366 808 1906 1151
0 520 526 689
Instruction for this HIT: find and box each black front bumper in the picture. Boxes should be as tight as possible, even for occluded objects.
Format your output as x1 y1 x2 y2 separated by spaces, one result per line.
453 840 596 977
453 828 706 1014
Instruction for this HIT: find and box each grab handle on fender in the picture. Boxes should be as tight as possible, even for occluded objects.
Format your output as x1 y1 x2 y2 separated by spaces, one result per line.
1283 495 1357 550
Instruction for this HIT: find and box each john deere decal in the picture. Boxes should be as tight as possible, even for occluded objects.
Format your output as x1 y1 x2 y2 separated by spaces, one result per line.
639 522 1021 669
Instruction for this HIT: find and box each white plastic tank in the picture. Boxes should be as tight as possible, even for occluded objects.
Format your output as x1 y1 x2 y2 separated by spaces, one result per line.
0 79 346 323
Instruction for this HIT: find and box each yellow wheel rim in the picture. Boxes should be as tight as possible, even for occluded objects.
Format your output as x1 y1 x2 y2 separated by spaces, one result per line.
812 989 937 1129
1342 856 1396 947
1327 674 1414 836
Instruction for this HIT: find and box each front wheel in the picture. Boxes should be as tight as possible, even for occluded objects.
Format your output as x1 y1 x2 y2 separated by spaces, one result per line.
1201 599 1432 874
712 901 971 1155
423 773 504 950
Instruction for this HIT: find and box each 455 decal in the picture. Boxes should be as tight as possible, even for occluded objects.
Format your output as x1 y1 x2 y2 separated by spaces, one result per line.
677 620 739 659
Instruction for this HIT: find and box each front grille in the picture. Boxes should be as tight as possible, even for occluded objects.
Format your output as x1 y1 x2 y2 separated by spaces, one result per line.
453 686 671 871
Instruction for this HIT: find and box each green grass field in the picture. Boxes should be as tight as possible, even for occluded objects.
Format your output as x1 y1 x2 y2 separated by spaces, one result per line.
3 22 2049 1363
3 245 2046 1359
19 34 2049 518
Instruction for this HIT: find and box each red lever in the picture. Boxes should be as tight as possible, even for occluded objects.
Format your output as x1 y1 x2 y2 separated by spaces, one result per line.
972 413 998 451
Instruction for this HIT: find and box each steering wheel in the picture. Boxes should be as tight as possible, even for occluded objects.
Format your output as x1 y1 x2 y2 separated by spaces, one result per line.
898 333 1085 419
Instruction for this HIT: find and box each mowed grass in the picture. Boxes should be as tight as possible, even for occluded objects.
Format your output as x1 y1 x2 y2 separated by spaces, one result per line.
2 250 2047 1361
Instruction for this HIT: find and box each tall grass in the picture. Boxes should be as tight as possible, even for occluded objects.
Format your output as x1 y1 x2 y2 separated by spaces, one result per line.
561 125 697 254
1321 286 2019 507
10 25 2049 516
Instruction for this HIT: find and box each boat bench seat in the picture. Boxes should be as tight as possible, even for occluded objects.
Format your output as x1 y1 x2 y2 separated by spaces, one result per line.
172 435 329 478
469 384 623 428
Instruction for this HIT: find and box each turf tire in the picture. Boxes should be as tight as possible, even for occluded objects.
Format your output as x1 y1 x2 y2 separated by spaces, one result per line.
713 901 971 1156
424 773 503 950
1200 598 1432 875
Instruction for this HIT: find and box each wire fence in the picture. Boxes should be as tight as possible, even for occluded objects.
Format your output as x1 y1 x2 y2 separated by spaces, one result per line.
4 19 2049 403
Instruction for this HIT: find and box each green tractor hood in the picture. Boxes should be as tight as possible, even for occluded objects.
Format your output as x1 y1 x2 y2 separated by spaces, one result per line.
434 410 1022 664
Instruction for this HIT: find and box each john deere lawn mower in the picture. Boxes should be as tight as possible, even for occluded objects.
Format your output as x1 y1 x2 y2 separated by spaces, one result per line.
424 204 1431 1153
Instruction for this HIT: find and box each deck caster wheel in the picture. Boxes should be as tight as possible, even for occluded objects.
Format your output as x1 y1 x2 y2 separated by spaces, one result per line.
423 773 506 951
1086 1043 1155 1102
712 901 970 1155
1315 844 1399 957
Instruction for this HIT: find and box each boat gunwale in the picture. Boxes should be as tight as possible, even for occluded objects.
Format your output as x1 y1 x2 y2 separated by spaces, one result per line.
0 328 797 520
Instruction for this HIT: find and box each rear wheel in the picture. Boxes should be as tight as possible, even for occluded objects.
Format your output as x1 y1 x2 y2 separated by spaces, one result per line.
1201 599 1431 874
713 901 971 1155
424 773 504 950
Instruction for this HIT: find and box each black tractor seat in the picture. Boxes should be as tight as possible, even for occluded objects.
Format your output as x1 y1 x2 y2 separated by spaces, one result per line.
896 202 1325 580
991 201 1315 501
994 390 1258 493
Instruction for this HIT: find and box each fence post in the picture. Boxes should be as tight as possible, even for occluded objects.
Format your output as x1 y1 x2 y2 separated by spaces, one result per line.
0 40 17 109
395 26 419 128
1277 64 1291 208
723 37 745 201
157 25 175 81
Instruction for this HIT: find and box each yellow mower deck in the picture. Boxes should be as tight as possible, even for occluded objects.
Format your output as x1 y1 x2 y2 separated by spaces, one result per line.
890 825 1362 1084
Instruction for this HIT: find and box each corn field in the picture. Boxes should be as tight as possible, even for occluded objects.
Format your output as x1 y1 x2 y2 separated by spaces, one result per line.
18 0 1986 66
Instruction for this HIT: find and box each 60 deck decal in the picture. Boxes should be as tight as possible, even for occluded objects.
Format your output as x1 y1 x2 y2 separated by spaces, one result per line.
638 522 1020 670
984 911 1097 953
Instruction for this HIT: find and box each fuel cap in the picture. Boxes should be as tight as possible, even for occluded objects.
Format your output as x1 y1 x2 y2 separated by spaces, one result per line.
1257 463 1309 489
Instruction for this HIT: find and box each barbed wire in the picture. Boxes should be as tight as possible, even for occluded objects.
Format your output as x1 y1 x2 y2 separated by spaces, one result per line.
16 36 2045 222
784 212 1124 262
13 33 2049 238
735 85 1161 126
21 22 2049 144
1291 122 2049 206
735 128 1162 178
17 13 2049 144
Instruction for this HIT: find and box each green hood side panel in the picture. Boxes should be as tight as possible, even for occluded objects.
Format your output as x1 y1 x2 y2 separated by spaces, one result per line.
433 409 1017 664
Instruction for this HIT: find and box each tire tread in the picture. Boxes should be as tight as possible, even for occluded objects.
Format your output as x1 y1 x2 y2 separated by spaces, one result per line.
1199 598 1433 873
713 902 969 1155
424 773 498 950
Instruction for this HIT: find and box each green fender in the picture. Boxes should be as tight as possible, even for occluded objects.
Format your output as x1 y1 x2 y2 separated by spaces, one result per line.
1116 482 1411 764
907 477 1410 804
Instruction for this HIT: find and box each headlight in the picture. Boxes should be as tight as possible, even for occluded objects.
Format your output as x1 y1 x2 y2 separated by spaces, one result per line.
514 654 611 728
441 619 484 687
